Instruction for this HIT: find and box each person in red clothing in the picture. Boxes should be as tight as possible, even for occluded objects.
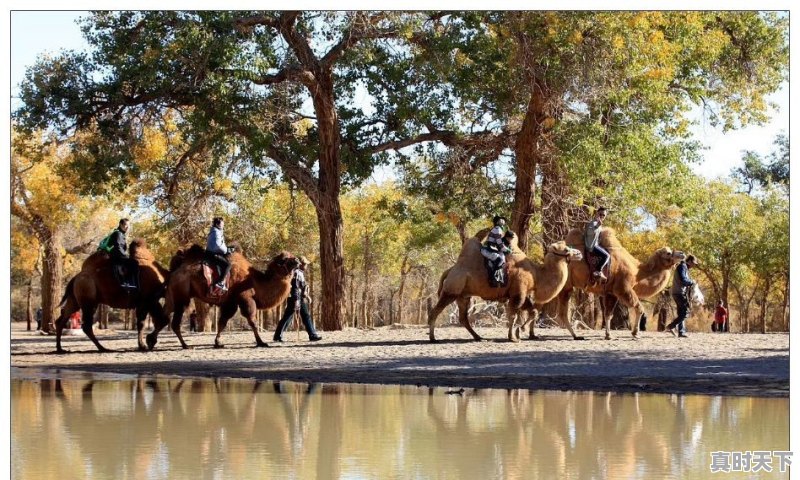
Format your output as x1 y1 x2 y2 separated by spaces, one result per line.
713 300 728 332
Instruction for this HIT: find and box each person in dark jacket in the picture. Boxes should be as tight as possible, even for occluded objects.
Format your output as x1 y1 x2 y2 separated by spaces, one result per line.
205 217 233 292
109 218 139 289
273 256 322 342
667 254 699 338
584 207 610 282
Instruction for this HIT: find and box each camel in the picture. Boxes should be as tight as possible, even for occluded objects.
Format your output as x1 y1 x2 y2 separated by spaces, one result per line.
427 228 582 342
552 227 686 340
55 239 170 353
147 246 300 350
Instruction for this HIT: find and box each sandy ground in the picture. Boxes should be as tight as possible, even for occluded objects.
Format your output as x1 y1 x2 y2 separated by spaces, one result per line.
10 322 789 397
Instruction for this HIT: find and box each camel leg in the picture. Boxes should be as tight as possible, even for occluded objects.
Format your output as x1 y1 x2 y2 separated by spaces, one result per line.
601 294 616 340
146 303 170 351
427 294 457 343
506 302 520 343
616 289 643 339
214 301 239 349
81 304 111 352
523 305 541 340
170 303 191 350
240 298 268 347
135 306 149 352
456 297 482 341
557 288 585 340
55 299 79 354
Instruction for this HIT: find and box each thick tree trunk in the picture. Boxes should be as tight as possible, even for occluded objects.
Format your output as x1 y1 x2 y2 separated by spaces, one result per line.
511 85 550 252
540 159 572 246
194 300 212 332
26 279 33 331
40 231 63 334
316 200 345 331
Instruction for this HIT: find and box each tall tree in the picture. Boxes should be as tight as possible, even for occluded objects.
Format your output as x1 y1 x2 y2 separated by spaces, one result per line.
15 11 465 330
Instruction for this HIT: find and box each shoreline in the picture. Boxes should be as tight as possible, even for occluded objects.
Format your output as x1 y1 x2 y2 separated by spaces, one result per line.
11 324 789 398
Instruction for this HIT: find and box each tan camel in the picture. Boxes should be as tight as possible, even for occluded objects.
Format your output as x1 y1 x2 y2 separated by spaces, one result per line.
428 228 582 342
55 239 169 353
552 227 686 340
147 246 299 350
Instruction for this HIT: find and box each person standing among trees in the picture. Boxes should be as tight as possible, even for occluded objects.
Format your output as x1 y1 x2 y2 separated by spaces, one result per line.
667 254 699 338
273 257 322 342
713 300 729 332
584 207 610 282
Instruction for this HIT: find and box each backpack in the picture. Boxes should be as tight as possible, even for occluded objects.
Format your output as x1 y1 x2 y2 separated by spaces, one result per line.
98 230 116 253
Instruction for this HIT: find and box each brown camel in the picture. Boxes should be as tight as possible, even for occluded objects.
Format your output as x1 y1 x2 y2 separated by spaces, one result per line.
148 246 299 350
428 228 582 342
55 239 170 353
553 227 686 340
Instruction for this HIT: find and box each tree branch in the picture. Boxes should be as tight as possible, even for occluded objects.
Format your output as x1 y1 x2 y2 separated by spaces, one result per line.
278 12 320 74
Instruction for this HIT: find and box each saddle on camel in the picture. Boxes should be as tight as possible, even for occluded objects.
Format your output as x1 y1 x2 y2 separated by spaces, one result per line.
55 239 170 353
146 246 300 350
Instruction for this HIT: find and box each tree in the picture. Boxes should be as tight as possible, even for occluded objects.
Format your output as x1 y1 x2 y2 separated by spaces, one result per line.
734 133 789 194
15 11 476 331
413 12 788 250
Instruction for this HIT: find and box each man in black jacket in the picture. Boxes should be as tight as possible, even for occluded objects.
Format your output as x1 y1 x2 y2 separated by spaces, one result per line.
273 256 322 342
667 254 699 338
109 218 139 289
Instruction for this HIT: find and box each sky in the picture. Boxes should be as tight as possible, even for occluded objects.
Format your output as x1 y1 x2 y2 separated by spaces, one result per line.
9 10 789 180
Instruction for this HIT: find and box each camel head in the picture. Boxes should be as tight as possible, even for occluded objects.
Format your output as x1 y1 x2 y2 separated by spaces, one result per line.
654 247 686 268
265 251 301 277
547 241 583 262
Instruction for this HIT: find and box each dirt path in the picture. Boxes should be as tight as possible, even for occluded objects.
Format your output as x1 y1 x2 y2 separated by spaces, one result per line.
10 323 789 397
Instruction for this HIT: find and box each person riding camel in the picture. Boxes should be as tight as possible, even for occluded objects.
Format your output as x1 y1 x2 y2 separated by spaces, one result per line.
481 215 512 285
102 218 139 289
205 217 233 292
584 207 610 282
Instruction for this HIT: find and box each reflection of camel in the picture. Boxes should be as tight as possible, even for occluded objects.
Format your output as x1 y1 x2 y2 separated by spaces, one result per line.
55 240 169 353
428 228 582 342
554 228 685 340
149 247 299 349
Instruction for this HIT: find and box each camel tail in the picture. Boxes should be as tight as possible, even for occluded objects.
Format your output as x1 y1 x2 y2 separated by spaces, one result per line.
437 269 450 297
59 277 76 307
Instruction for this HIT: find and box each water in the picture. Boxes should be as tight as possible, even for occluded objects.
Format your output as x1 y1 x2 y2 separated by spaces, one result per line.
11 368 789 479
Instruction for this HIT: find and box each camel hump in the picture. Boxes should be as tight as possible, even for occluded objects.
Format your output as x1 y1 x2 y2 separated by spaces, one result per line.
170 244 206 271
473 227 492 241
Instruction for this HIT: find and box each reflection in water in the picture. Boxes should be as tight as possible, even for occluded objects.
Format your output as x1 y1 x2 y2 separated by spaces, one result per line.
11 369 789 480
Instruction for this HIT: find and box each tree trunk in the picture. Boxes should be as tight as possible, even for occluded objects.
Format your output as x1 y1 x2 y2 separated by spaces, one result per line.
194 300 212 332
760 277 771 334
396 255 410 325
26 278 33 331
316 197 345 331
40 230 63 334
360 227 371 329
781 273 789 332
511 85 550 252
540 158 572 247
456 218 468 245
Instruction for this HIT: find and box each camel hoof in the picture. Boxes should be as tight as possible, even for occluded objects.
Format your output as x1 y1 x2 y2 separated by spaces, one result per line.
138 345 148 352
214 342 225 349
605 335 612 341
146 334 158 351
573 336 586 341
256 342 270 348
530 335 542 341
429 338 439 344
55 349 69 355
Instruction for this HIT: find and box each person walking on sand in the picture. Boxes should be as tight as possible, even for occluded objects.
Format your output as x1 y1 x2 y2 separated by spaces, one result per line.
273 256 322 342
667 254 699 338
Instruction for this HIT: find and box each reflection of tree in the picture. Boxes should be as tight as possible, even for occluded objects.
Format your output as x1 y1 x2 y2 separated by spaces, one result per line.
11 376 790 479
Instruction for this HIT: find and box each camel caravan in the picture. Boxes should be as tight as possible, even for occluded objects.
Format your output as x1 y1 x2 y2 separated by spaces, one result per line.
55 207 696 353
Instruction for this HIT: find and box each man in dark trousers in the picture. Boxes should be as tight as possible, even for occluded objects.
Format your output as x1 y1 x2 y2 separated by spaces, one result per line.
667 254 699 338
109 218 139 289
273 256 322 342
584 207 610 282
205 217 233 292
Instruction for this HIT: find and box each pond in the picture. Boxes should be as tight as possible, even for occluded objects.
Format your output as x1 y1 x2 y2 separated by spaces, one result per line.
11 368 789 479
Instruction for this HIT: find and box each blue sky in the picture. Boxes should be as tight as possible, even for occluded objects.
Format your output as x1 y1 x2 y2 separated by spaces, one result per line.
10 11 789 180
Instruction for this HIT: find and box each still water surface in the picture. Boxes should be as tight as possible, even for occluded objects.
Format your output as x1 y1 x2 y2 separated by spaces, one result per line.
12 368 788 480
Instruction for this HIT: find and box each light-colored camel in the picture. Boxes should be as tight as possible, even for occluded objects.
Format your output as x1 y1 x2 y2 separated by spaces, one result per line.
428 228 582 342
147 246 300 350
552 227 686 340
55 239 169 353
